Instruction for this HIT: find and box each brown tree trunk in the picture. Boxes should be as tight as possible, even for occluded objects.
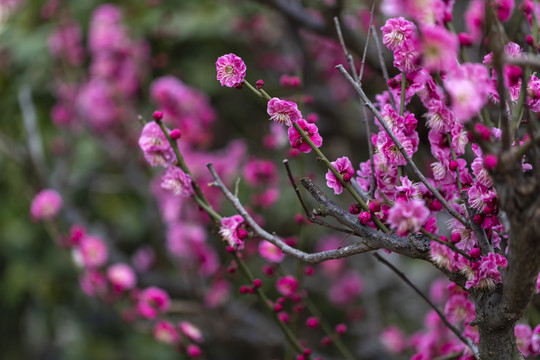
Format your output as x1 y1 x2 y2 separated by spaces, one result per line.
478 324 524 360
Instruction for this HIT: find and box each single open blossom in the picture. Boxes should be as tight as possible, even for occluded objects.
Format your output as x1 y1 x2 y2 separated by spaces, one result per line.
328 271 363 305
287 119 322 153
515 324 532 357
444 63 491 122
179 321 204 343
79 269 107 297
465 253 507 290
138 121 174 167
388 198 430 236
107 263 136 291
267 98 302 127
137 286 170 319
78 236 108 268
420 26 458 72
154 321 179 344
381 326 407 354
276 275 298 297
30 189 63 221
381 17 418 51
216 53 246 87
161 166 193 197
219 215 245 250
259 240 285 263
326 156 355 195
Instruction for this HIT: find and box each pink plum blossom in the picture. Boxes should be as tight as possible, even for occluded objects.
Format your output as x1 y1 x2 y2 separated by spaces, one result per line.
161 166 193 197
326 156 354 195
78 236 108 268
243 158 278 187
328 271 363 305
515 324 532 357
137 286 170 319
387 198 430 236
219 215 245 250
267 98 302 127
276 275 298 297
381 326 407 354
154 321 179 344
107 263 136 292
258 241 285 263
287 119 322 153
30 189 63 221
79 269 107 297
138 121 174 167
216 53 247 87
420 26 458 72
179 321 204 343
444 63 491 122
465 253 507 290
381 17 418 52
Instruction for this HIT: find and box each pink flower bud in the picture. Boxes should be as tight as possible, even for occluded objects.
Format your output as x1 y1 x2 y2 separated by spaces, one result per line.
368 201 381 213
527 35 535 46
483 153 498 170
303 348 312 355
439 235 448 243
335 323 347 334
253 278 262 288
470 248 481 258
237 228 248 240
358 211 371 225
321 336 332 346
256 79 264 90
350 203 361 214
451 232 461 243
342 173 352 182
473 214 484 224
474 123 492 141
458 33 472 47
449 160 458 171
186 344 202 358
306 316 319 328
304 266 315 276
170 129 181 140
278 311 290 323
153 110 163 122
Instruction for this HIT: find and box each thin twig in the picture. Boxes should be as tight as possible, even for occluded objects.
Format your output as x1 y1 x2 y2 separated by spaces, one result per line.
336 65 469 226
373 253 480 359
19 86 47 181
371 24 397 111
208 163 434 263
333 16 358 82
358 2 375 82
283 159 356 235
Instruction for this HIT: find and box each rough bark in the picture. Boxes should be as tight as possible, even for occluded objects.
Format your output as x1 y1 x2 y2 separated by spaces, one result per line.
477 325 524 360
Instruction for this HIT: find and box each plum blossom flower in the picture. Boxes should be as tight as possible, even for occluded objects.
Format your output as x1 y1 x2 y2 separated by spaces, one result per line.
138 121 174 167
464 253 507 290
258 241 285 263
78 236 108 268
267 98 302 127
219 215 245 250
276 275 298 297
388 198 430 236
30 189 63 221
515 324 532 357
420 26 458 72
444 63 491 122
326 156 355 195
107 263 136 291
79 270 107 297
179 321 204 343
137 286 170 319
381 326 407 354
328 271 363 305
161 166 193 197
287 119 322 153
216 53 247 87
381 17 418 51
243 158 278 187
154 321 179 344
